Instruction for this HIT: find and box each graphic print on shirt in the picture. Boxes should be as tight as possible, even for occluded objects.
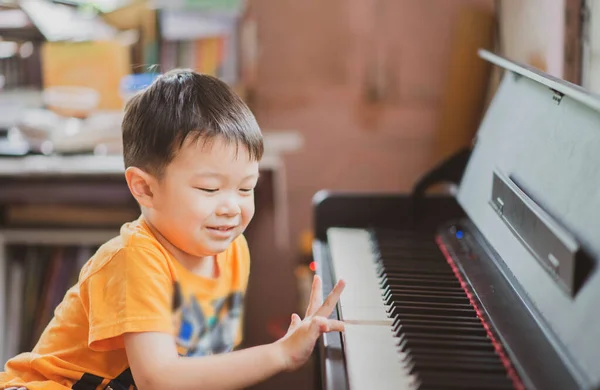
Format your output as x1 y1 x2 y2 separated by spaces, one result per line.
172 282 243 357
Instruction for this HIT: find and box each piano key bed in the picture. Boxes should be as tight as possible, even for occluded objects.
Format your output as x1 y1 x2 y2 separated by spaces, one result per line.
327 227 525 390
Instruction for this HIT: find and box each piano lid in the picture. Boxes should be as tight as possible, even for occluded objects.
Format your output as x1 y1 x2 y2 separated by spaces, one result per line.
458 50 600 387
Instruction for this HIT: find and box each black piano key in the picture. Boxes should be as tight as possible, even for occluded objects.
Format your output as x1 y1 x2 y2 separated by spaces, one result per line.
416 372 515 390
390 310 479 325
383 284 466 295
382 275 460 286
384 276 462 286
388 300 474 311
398 331 491 344
376 249 443 258
406 352 506 367
384 292 471 305
376 264 456 279
393 317 485 333
383 291 467 307
384 287 468 300
382 287 470 302
367 228 522 390
401 346 504 360
395 323 488 337
388 304 478 319
378 257 446 265
398 335 497 353
409 359 510 374
377 265 454 276
383 276 463 286
397 331 494 347
384 291 471 304
373 235 436 246
377 264 452 276
395 317 485 327
384 285 466 297
375 240 438 250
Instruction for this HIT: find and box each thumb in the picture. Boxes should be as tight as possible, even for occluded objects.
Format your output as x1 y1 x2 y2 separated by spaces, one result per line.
287 313 301 333
291 313 301 326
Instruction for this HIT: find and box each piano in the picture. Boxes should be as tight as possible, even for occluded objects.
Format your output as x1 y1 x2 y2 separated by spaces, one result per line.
312 49 600 390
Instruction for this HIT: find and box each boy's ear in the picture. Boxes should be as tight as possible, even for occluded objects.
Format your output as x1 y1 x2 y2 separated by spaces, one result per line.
125 167 157 208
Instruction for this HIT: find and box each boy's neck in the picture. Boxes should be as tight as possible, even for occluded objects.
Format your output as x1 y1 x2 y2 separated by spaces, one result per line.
178 254 220 279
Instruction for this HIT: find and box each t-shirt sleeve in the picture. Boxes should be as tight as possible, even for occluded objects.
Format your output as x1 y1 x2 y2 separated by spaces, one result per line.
80 246 175 352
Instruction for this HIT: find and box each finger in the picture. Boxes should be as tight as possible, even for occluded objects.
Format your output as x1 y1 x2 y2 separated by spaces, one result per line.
309 316 330 336
304 275 323 317
314 279 345 318
325 319 345 332
291 313 301 326
285 313 302 336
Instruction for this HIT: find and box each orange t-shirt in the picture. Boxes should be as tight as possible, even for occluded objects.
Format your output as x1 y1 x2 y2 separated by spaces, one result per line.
0 216 251 390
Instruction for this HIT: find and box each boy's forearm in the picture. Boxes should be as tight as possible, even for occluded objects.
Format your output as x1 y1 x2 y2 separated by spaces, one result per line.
150 343 287 390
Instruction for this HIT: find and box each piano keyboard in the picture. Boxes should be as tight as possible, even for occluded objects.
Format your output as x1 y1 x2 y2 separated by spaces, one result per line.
327 227 523 390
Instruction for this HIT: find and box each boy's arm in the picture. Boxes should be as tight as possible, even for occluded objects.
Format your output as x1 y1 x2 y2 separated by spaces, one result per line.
124 332 284 389
124 276 344 390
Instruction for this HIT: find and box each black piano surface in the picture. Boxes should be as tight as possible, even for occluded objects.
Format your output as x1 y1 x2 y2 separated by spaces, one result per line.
313 50 600 390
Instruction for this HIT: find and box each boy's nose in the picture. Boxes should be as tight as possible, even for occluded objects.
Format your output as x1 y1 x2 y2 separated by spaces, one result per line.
216 197 241 216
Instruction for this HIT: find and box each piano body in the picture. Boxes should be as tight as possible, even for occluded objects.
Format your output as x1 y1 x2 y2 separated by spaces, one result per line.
312 50 600 390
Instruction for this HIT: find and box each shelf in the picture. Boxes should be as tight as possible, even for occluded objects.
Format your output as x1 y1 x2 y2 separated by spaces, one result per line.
0 130 303 177
0 228 119 245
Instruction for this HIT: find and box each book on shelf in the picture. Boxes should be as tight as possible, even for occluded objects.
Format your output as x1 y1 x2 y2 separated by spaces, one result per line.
4 244 93 359
158 5 242 86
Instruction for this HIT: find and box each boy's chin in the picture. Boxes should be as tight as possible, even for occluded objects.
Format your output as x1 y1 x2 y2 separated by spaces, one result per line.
200 236 237 254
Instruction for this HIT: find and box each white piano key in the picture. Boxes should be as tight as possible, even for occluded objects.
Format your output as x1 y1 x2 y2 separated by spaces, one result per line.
339 305 391 323
343 323 415 390
327 228 414 389
327 228 390 323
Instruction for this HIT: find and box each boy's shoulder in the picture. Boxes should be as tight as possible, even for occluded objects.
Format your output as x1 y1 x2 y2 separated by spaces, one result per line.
79 216 172 281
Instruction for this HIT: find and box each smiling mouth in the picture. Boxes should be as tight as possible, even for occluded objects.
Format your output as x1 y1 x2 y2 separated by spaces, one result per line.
207 226 236 231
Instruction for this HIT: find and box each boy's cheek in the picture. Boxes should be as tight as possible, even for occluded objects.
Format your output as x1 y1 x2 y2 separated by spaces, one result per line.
242 205 256 222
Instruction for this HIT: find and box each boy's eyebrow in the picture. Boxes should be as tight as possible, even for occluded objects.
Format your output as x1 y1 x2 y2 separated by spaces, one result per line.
193 172 260 179
194 172 223 178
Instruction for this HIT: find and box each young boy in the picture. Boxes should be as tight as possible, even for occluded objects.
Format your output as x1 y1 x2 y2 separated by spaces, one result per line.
0 69 345 390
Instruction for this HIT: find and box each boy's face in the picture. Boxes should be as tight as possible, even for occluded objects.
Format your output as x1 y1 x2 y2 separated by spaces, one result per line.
148 136 259 258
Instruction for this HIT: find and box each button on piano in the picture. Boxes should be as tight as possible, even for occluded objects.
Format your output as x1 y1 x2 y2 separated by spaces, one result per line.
312 50 600 390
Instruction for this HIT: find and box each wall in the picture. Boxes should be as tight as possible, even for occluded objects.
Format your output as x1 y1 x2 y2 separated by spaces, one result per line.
585 0 600 92
243 1 498 389
250 0 495 252
498 0 566 77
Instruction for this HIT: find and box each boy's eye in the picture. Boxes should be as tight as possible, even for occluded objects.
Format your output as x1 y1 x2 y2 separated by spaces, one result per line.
240 188 253 193
197 188 218 193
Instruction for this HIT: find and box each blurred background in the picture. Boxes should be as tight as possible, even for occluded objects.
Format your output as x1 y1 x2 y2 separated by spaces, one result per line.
0 0 596 389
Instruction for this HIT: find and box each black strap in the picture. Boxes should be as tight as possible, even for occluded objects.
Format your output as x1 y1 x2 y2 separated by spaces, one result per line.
72 373 104 390
172 280 182 310
107 368 135 390
71 368 136 390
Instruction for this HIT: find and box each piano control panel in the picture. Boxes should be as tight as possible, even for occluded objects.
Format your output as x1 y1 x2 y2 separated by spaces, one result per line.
489 170 594 297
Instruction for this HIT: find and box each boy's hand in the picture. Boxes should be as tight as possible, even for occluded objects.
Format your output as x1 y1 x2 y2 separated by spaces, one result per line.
274 275 345 371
